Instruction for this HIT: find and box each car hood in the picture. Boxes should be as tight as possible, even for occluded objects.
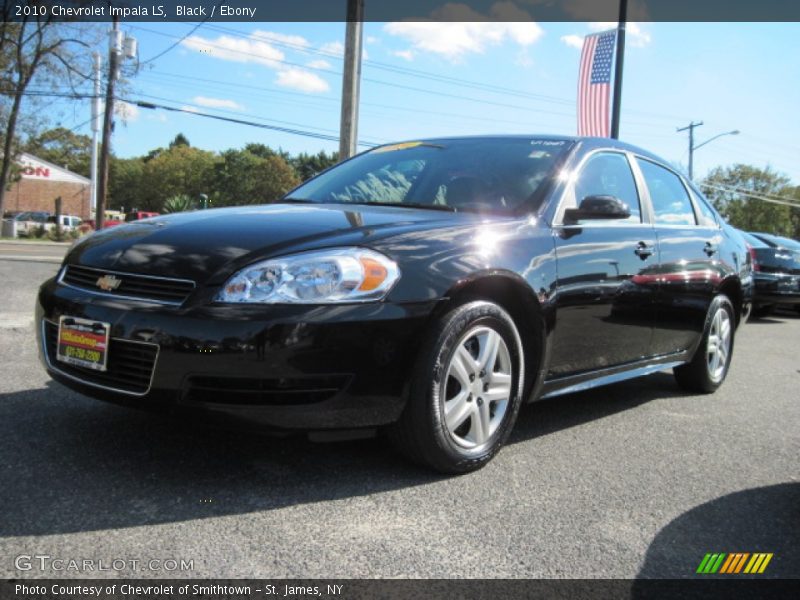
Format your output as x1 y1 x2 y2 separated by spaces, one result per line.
67 203 474 283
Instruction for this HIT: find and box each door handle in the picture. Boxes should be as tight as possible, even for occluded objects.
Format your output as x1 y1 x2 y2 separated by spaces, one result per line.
704 242 718 256
634 241 654 259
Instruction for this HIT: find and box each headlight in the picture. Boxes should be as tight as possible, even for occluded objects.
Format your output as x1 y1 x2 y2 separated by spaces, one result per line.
216 248 400 304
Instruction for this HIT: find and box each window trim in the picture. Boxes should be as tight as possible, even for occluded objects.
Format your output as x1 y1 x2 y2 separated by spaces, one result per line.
553 148 652 228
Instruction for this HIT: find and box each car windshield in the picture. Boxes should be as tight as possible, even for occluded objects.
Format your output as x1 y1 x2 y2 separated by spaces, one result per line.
285 138 572 214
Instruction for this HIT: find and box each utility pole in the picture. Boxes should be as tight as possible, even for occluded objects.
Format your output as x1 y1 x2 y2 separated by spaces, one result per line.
610 0 627 139
338 0 364 161
96 17 120 232
89 52 101 217
677 121 703 180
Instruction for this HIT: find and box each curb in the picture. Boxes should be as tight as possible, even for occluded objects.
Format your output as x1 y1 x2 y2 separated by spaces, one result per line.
0 239 71 247
0 255 63 264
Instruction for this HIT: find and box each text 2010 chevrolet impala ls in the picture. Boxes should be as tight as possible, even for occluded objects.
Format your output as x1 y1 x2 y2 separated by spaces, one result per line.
36 136 752 473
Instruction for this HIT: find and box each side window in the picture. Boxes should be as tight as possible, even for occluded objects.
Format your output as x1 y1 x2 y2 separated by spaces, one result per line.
572 152 641 223
637 159 697 226
690 188 718 227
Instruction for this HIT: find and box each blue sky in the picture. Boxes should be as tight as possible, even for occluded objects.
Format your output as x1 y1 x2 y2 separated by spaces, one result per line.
53 21 800 183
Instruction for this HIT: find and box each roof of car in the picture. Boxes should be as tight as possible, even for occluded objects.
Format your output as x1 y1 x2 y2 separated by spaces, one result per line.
405 135 670 167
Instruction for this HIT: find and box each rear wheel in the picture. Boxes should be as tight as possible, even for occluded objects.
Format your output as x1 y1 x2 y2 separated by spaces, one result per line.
674 295 735 393
388 301 525 474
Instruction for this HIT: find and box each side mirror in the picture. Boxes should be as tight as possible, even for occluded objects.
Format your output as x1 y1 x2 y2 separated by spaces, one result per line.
564 195 631 223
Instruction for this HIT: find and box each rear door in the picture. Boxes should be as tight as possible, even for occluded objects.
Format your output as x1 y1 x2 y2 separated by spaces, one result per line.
634 158 723 356
549 150 658 377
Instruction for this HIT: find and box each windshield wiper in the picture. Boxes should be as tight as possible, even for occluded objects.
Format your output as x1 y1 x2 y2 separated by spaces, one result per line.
345 201 456 212
281 197 314 203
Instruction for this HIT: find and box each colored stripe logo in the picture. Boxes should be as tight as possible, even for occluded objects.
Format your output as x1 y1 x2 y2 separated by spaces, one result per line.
696 552 773 574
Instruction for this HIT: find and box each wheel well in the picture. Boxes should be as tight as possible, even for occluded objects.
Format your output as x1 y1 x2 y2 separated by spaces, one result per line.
434 275 544 401
719 278 743 325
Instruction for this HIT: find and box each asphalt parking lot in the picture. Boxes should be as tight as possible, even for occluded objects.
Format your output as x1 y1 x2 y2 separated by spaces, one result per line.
0 257 797 579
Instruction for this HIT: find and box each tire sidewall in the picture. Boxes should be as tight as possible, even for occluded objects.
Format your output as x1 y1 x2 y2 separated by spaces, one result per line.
424 302 525 467
701 294 736 389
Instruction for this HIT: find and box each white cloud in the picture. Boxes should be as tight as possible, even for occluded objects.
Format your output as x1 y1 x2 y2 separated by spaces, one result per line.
307 59 332 70
182 33 284 68
179 105 200 114
383 3 543 62
181 31 334 95
320 41 344 57
560 34 585 49
589 22 651 47
275 68 330 93
114 101 139 122
392 49 415 61
366 36 380 44
192 96 243 110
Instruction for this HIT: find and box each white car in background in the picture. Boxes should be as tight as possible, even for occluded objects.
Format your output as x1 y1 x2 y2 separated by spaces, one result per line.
45 215 83 232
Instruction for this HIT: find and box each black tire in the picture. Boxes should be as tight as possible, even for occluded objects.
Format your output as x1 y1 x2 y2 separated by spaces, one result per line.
674 295 735 394
388 301 525 474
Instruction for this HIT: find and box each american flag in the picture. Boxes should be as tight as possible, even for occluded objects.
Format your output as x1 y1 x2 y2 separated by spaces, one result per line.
577 30 617 137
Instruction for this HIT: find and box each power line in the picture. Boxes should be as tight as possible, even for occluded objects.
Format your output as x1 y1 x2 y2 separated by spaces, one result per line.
128 25 676 127
123 97 379 147
131 90 389 144
203 23 692 123
700 183 800 208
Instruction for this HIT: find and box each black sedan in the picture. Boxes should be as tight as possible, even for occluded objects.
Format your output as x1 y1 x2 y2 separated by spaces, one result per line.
36 136 752 473
741 231 800 316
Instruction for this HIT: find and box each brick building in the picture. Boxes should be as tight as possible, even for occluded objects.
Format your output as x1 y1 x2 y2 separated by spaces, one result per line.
5 153 91 218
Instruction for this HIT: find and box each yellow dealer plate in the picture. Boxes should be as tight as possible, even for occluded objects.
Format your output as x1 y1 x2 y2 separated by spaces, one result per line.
56 316 111 372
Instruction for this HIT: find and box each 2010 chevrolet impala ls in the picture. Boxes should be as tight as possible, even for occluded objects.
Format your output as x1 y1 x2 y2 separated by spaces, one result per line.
36 136 753 473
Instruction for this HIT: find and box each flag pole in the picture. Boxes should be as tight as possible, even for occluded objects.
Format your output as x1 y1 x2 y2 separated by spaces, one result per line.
610 0 627 139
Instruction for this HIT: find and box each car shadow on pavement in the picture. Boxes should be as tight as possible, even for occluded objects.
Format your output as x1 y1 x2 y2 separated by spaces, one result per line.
0 373 688 536
634 483 800 580
511 371 684 442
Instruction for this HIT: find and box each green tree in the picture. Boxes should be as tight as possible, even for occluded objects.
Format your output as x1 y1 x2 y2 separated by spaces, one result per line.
162 194 197 213
169 133 190 148
702 164 795 236
213 148 299 206
25 127 92 176
108 156 145 212
290 150 338 181
140 145 217 212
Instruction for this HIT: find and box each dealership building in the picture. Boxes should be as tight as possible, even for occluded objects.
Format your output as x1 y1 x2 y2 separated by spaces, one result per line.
5 153 91 218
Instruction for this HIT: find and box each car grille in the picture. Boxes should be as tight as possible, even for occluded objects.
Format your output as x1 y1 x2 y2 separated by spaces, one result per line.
184 375 350 406
43 321 158 395
60 265 195 305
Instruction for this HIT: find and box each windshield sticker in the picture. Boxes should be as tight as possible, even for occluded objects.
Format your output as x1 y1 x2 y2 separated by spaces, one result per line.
373 142 444 153
530 140 567 146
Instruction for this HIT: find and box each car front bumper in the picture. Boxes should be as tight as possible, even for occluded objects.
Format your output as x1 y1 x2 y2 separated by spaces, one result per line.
36 276 438 431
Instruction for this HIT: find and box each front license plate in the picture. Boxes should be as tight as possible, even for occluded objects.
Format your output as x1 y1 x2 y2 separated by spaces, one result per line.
56 316 110 371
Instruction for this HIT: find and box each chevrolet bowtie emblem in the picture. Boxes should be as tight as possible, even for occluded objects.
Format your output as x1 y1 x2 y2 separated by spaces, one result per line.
96 274 122 291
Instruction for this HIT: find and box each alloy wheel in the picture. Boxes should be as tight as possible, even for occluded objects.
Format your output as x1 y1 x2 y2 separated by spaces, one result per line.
442 326 512 449
706 306 732 383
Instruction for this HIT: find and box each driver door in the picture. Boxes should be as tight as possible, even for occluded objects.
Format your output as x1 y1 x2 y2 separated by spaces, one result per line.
549 151 658 377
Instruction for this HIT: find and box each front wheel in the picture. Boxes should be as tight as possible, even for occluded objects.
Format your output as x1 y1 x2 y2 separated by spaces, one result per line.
674 294 735 393
388 301 525 474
